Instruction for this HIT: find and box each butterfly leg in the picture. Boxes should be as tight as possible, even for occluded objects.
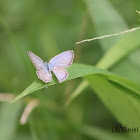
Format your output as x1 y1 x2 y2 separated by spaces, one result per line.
46 83 48 88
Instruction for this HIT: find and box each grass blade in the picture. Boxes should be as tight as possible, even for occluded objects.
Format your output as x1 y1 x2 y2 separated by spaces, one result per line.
0 102 22 140
78 125 129 140
85 75 140 139
85 0 128 50
11 63 140 103
70 0 140 105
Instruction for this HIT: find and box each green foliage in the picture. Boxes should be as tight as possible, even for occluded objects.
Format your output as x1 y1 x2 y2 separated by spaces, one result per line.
12 63 140 102
0 0 140 140
0 102 22 140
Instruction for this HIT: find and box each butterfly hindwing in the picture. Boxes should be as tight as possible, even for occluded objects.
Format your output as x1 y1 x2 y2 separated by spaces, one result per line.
52 67 68 83
36 68 52 83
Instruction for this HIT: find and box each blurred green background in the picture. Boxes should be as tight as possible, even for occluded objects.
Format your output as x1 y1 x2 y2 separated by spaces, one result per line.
0 0 140 140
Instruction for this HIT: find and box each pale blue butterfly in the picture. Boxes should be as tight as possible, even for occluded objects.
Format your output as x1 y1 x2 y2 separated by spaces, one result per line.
28 50 74 83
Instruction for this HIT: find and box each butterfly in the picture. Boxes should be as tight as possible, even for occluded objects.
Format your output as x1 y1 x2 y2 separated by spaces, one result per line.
28 50 74 83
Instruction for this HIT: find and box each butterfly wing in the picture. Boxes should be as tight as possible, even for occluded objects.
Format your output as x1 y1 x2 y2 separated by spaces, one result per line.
28 51 52 83
52 67 68 83
28 51 44 69
36 68 52 83
48 50 74 70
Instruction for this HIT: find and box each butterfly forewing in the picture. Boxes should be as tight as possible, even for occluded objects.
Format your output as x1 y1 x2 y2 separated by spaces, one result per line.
52 67 68 83
48 50 74 70
28 51 44 69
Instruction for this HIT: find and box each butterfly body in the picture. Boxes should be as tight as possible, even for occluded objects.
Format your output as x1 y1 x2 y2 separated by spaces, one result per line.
28 50 74 83
44 62 50 70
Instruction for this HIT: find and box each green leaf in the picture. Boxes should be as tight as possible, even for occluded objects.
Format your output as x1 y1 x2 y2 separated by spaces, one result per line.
0 102 22 140
85 75 140 139
65 80 89 105
11 63 140 103
85 0 140 79
85 0 128 51
70 0 140 105
0 15 27 67
67 30 140 104
29 106 59 140
96 30 140 69
78 125 129 140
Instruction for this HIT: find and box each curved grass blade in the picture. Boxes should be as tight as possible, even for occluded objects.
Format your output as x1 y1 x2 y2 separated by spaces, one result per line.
85 0 128 51
97 30 140 69
0 102 22 140
78 125 129 140
11 63 140 103
85 75 140 139
66 71 140 105
70 0 140 105
67 29 140 105
65 80 89 105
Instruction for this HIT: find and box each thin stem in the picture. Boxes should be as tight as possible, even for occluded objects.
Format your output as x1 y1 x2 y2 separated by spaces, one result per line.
20 99 40 125
76 27 140 44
